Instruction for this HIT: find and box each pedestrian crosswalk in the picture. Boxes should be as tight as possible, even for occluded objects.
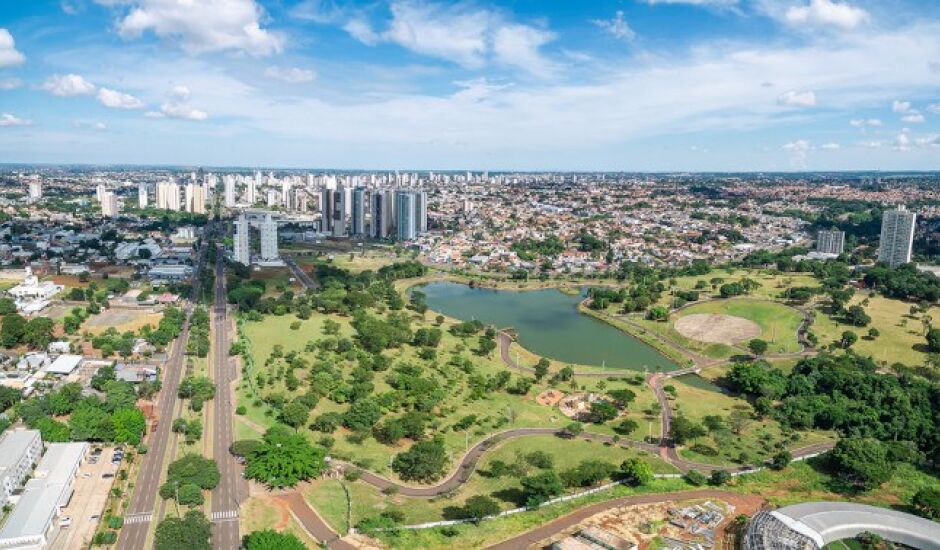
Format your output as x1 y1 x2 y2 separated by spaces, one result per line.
124 513 153 524
211 510 238 521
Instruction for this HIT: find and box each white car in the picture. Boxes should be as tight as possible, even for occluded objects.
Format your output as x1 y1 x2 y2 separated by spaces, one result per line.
58 517 72 527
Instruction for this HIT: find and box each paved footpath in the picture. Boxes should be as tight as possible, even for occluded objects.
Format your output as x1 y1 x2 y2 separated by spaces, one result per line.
489 489 763 549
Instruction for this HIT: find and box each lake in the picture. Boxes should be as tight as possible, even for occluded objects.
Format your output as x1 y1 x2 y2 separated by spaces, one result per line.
418 281 678 372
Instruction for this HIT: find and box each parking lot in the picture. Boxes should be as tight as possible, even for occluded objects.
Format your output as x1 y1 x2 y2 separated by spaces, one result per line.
51 446 123 549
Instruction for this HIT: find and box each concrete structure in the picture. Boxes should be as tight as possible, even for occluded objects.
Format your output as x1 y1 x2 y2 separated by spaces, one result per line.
137 182 148 208
320 187 334 233
743 501 940 550
371 189 393 239
259 214 278 261
0 442 88 550
234 212 250 266
878 205 916 268
185 183 206 214
816 230 844 255
100 191 118 218
351 187 366 236
27 180 41 203
156 181 181 211
8 267 63 315
147 264 193 281
223 175 236 208
396 189 418 241
0 430 43 510
332 188 346 237
44 354 82 375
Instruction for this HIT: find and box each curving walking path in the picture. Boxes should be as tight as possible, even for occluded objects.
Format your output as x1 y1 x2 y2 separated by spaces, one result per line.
488 489 764 549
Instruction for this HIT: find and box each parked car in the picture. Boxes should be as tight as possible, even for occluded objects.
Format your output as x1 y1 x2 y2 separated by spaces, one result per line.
58 517 72 527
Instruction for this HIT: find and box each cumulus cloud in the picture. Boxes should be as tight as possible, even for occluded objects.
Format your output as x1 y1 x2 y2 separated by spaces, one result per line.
158 102 208 120
893 131 910 151
642 0 739 5
850 118 882 128
928 103 940 115
41 74 96 97
592 11 635 41
784 0 869 30
0 113 31 127
105 0 284 56
782 139 810 151
343 1 556 76
97 87 145 109
892 100 912 113
0 29 26 68
0 78 22 90
265 66 316 83
782 139 811 167
902 112 925 123
821 142 840 150
777 90 816 107
290 0 343 24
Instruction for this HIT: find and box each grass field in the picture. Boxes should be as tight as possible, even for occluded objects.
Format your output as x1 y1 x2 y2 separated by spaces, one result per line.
674 298 805 354
240 495 319 547
811 293 940 367
236 308 665 478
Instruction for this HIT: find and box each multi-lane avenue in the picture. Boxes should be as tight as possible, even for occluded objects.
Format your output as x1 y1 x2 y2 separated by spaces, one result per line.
117 242 207 550
209 245 245 549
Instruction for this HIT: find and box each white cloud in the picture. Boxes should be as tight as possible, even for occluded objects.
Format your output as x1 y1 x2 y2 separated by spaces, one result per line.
592 11 636 41
0 113 31 127
892 99 912 113
159 102 208 120
777 90 816 107
0 29 26 68
849 118 882 127
821 142 840 149
928 103 940 115
782 139 811 168
290 0 342 24
95 121 107 130
893 131 910 151
97 87 145 109
0 78 22 90
265 66 316 83
492 24 557 77
784 0 869 30
41 73 97 97
901 112 925 123
782 139 810 151
862 140 882 148
344 1 555 76
642 0 739 5
108 0 284 56
169 85 190 100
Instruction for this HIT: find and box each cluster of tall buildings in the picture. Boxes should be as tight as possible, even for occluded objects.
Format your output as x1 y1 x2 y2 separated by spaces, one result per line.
233 212 279 266
814 205 917 268
321 186 427 240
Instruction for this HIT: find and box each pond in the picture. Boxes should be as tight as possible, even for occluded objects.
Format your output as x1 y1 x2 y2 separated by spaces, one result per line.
418 281 678 372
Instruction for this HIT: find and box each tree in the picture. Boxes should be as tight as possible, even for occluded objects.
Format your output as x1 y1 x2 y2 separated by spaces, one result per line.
91 365 115 392
670 416 706 445
68 402 114 441
245 426 326 488
846 305 871 327
561 460 617 487
112 408 146 445
589 400 618 423
613 418 639 435
461 495 501 522
521 471 564 507
176 483 204 506
391 437 447 482
646 306 669 321
770 450 792 470
748 339 768 357
23 317 55 349
154 510 211 550
709 470 731 486
342 398 382 432
243 530 306 550
279 401 310 430
912 487 940 520
0 297 16 315
0 313 26 347
619 458 653 486
840 330 858 349
927 328 940 353
229 439 262 458
830 437 895 491
534 358 550 381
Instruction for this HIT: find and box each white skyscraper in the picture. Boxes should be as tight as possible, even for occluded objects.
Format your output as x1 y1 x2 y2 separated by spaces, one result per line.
101 191 119 217
185 183 206 214
878 205 916 268
96 183 107 203
234 212 250 265
138 183 148 208
246 177 257 205
224 175 236 208
260 214 278 260
27 179 42 202
281 180 292 210
351 187 366 236
156 181 181 211
816 230 845 255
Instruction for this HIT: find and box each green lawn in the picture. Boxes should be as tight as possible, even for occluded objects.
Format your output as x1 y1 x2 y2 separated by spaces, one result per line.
674 298 805 355
810 293 940 367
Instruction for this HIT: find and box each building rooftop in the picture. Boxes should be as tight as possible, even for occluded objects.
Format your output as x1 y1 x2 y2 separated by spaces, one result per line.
0 429 40 474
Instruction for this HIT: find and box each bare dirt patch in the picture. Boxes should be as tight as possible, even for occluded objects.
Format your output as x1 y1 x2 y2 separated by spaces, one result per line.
85 308 163 334
674 313 761 345
537 389 565 407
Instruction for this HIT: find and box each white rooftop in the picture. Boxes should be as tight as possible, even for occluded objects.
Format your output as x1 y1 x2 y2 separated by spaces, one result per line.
44 354 82 375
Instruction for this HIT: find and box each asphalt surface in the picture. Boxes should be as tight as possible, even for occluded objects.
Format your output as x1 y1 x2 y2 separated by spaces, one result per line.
210 248 245 549
488 489 757 549
277 492 357 550
284 256 318 290
117 244 207 550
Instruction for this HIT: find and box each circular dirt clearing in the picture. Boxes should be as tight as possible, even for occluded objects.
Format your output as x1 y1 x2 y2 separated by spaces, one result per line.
674 313 761 345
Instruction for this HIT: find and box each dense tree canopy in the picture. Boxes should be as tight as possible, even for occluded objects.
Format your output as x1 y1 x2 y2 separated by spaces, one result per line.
245 426 326 488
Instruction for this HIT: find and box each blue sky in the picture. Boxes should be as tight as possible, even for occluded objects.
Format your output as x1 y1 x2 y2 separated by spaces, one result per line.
0 0 938 170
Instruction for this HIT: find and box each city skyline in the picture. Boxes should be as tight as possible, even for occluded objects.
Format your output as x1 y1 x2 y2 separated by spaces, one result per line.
0 0 937 171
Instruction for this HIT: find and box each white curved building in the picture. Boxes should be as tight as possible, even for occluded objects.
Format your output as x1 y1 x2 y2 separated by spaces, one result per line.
744 501 940 549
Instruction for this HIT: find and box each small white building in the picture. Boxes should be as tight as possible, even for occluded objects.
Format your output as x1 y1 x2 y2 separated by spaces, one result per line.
7 267 63 315
44 355 82 376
